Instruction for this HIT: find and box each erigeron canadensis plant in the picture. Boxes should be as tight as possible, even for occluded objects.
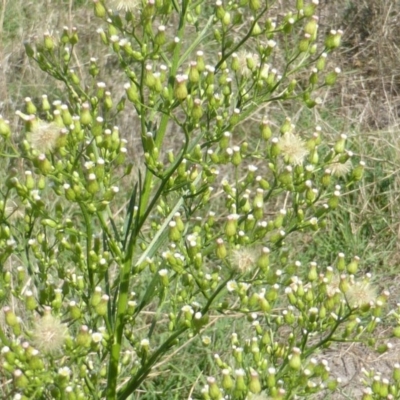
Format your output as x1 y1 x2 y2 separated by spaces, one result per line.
0 0 398 399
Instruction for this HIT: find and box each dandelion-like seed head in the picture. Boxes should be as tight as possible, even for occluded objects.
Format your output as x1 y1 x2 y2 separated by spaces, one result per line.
31 313 67 354
29 120 60 153
4 200 23 220
109 0 142 12
325 275 341 298
329 156 352 177
345 280 377 308
230 247 257 273
247 393 272 400
236 50 259 77
278 132 309 166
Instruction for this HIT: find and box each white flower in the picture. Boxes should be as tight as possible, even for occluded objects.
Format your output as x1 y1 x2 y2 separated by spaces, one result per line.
227 280 238 292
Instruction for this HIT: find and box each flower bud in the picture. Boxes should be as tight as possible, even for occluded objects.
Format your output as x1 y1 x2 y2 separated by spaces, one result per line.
95 294 109 316
43 32 55 51
174 74 188 101
325 67 341 86
289 347 302 370
325 29 343 49
249 369 261 393
225 214 238 237
93 0 106 18
14 369 29 389
347 256 360 274
351 161 365 181
207 377 222 400
36 154 53 175
234 369 246 393
80 103 92 126
220 369 233 390
216 238 227 259
168 221 181 242
316 52 327 71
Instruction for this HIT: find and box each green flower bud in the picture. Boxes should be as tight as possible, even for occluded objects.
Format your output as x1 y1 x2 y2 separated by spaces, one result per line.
231 146 241 166
95 294 109 316
234 368 246 393
286 288 297 305
316 52 327 71
89 57 100 76
309 67 319 85
104 91 113 110
4 306 18 326
308 262 318 281
80 103 92 126
304 16 318 36
249 369 261 393
158 269 169 287
70 27 79 45
215 1 225 20
222 11 231 26
69 301 82 320
91 287 102 307
251 21 262 36
299 34 311 52
87 173 99 195
221 369 233 390
351 161 365 181
196 50 205 72
325 67 340 86
154 25 166 46
347 256 360 274
328 190 340 209
93 0 106 18
267 367 276 388
24 170 35 190
24 97 37 115
192 99 203 120
14 369 29 389
249 0 261 11
43 32 55 51
304 0 318 17
168 221 181 242
36 154 53 175
393 363 400 381
289 347 302 370
188 61 200 84
216 238 227 259
225 214 239 238
0 117 11 138
325 29 343 49
174 74 188 101
207 377 222 400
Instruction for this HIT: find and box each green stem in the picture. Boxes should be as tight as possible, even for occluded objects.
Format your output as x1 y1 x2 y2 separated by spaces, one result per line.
117 327 188 400
106 257 134 399
79 203 94 289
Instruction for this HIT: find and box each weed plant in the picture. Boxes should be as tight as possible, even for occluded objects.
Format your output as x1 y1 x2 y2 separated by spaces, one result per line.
1 1 400 399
